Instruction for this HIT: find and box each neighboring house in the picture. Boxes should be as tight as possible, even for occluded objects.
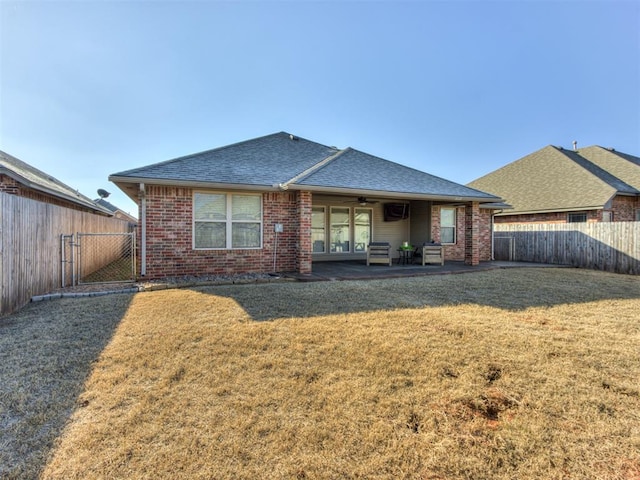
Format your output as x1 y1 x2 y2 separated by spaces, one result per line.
468 145 640 224
94 198 138 226
109 132 503 277
0 150 112 215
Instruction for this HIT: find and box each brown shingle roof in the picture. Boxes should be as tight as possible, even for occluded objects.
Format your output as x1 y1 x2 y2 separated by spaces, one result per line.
467 145 640 215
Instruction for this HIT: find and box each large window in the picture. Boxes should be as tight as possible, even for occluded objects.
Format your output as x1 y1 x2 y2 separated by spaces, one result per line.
330 207 350 253
440 207 456 244
194 192 262 249
354 208 372 251
312 207 326 253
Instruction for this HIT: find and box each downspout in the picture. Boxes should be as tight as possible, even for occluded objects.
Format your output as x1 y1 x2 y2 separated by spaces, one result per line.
139 183 146 276
491 211 495 261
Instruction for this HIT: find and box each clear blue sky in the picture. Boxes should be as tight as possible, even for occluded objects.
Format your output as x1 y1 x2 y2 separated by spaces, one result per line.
2 0 639 216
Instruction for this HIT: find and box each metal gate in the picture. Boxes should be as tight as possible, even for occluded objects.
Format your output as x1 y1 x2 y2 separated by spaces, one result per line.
61 232 136 286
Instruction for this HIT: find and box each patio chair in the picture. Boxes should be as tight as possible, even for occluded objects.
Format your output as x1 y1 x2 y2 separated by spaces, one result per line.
414 242 444 266
366 242 392 266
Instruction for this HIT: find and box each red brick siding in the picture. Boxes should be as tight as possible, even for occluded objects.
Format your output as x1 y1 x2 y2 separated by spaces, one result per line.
495 195 640 223
611 196 640 222
140 186 310 278
297 191 312 274
431 205 492 262
495 210 599 224
464 203 480 266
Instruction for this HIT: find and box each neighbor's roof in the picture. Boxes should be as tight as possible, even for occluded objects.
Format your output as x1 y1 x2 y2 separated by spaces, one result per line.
110 132 501 203
0 150 112 214
467 145 640 216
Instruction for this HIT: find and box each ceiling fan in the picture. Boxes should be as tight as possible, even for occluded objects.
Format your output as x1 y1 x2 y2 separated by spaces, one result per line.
345 196 379 206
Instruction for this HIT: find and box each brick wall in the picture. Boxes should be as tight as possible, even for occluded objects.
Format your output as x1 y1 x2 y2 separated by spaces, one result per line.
430 205 492 262
140 185 309 278
494 195 640 223
296 191 312 274
611 196 640 222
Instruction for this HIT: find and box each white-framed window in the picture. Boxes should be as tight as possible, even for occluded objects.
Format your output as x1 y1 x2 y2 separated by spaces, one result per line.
330 207 350 253
312 206 326 253
193 192 262 249
440 207 456 244
354 208 372 252
568 212 587 223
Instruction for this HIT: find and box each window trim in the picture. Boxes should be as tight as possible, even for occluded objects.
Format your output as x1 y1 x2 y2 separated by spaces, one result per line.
312 205 327 254
440 206 456 244
330 206 351 253
193 191 263 250
354 207 373 252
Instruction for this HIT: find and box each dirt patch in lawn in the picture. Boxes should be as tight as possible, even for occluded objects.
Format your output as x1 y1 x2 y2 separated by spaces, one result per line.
2 268 639 479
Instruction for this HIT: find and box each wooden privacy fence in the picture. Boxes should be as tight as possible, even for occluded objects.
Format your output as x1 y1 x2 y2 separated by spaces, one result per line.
1 193 134 316
494 222 640 275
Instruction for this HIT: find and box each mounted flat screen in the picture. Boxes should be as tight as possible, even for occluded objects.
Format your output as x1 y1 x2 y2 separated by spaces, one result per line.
383 203 409 222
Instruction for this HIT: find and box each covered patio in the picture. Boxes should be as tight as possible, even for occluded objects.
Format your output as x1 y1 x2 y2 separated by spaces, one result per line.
287 260 553 281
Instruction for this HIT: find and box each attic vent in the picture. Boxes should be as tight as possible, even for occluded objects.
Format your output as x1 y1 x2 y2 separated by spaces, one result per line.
289 134 298 141
572 140 578 151
608 147 616 152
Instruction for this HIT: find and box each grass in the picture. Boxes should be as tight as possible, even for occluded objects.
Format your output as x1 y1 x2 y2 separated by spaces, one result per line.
1 268 639 479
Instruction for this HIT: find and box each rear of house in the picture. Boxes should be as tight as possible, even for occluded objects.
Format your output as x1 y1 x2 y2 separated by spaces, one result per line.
110 132 504 278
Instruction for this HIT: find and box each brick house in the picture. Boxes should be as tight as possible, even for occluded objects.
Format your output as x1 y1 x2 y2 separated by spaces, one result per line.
0 149 112 215
468 145 640 224
109 132 503 278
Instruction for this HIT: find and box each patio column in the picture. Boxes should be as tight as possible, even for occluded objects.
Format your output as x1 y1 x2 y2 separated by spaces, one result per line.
464 202 480 266
296 191 312 274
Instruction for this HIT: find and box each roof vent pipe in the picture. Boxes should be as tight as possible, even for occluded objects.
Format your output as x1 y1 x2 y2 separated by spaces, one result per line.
573 140 578 151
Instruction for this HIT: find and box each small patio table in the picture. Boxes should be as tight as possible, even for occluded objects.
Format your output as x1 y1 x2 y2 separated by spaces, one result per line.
397 248 414 265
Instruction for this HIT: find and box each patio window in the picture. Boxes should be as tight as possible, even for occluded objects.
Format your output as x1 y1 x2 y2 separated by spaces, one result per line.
354 208 372 251
312 206 326 253
440 207 456 244
193 192 262 249
330 207 350 253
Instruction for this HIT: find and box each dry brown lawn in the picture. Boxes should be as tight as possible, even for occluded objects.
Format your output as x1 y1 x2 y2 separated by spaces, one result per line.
2 268 639 479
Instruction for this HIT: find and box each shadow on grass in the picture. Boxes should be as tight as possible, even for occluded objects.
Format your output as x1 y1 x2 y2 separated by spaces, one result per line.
193 268 640 321
0 293 135 479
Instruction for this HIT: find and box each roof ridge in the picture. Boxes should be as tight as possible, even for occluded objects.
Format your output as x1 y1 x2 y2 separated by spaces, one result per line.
278 147 347 189
559 148 639 194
